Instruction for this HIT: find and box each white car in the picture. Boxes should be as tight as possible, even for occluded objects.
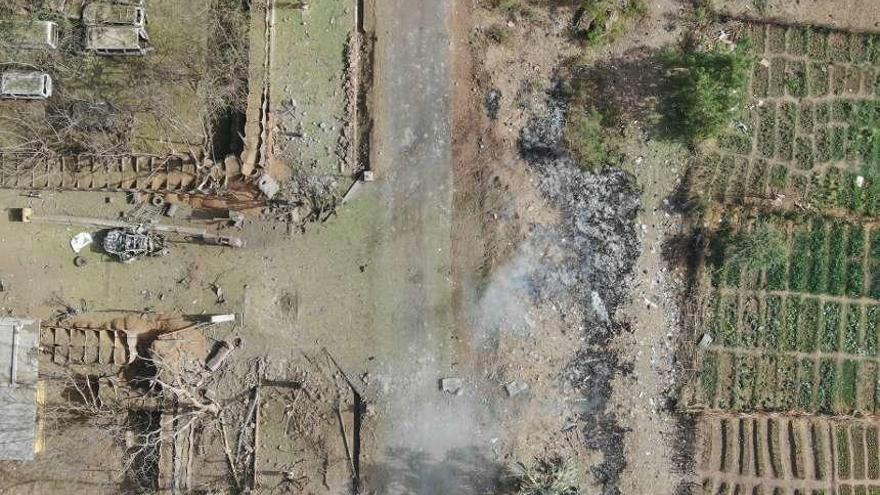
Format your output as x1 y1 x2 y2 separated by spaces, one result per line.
83 2 147 28
0 72 53 100
86 26 150 56
0 20 59 50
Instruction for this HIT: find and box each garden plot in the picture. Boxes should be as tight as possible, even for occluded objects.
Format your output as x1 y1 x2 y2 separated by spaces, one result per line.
690 212 880 416
683 21 880 495
693 24 880 219
695 414 880 495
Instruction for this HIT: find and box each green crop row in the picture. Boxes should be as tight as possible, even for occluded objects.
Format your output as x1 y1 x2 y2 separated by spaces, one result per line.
784 219 867 297
871 229 880 299
839 424 852 478
808 169 880 219
705 291 879 357
853 424 867 480
698 350 880 414
868 425 880 479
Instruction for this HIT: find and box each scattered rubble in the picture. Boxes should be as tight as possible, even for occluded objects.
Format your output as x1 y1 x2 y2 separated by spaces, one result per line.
520 94 641 494
69 232 93 253
504 380 529 397
440 377 463 394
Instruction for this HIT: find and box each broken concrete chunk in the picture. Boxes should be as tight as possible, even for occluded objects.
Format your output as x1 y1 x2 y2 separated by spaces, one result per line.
699 333 713 348
257 173 280 199
205 341 233 372
440 377 463 394
505 380 528 397
209 314 236 324
70 232 93 253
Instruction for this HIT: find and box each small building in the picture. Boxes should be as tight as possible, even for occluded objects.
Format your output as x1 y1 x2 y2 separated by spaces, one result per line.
86 25 150 56
0 72 53 100
0 317 40 461
0 20 59 50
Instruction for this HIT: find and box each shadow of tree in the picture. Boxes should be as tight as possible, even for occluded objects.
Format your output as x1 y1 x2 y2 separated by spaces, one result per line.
363 446 510 495
564 46 670 136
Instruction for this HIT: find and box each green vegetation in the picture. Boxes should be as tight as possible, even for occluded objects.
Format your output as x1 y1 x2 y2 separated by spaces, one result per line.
572 0 647 45
510 456 581 495
722 223 787 274
701 352 719 402
489 0 537 19
838 425 852 478
565 108 611 171
486 24 514 44
665 45 752 142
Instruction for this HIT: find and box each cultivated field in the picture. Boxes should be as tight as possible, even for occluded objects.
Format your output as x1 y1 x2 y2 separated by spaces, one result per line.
686 21 880 495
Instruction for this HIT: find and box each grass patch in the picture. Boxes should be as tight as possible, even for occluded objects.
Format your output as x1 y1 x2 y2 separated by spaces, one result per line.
565 107 611 171
866 305 879 357
867 425 879 479
572 0 647 46
783 296 801 352
765 295 783 348
700 351 719 404
486 24 514 44
789 229 811 292
807 218 829 294
723 223 787 274
510 455 581 495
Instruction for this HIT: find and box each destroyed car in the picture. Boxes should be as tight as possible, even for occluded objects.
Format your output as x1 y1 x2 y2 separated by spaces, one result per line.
0 20 59 50
86 26 150 56
102 228 168 263
83 2 147 28
0 72 53 100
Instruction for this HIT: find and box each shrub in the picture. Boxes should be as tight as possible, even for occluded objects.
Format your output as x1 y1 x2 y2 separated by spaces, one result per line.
510 456 582 495
665 45 752 142
486 24 513 44
573 0 647 45
565 108 610 171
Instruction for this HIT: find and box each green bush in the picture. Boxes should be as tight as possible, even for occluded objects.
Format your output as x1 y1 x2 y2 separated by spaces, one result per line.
565 108 610 171
665 46 752 142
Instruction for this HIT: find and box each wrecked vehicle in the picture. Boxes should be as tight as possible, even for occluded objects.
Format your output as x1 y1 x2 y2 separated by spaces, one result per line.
86 26 150 56
0 72 52 100
102 228 168 263
83 2 147 28
0 20 59 50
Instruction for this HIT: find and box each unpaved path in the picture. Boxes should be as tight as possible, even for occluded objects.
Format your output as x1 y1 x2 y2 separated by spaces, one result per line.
363 0 497 493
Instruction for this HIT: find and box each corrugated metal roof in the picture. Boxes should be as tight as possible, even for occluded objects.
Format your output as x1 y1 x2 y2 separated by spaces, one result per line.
0 318 39 461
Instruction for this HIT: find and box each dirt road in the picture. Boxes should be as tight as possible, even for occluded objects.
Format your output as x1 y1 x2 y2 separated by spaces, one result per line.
364 0 497 493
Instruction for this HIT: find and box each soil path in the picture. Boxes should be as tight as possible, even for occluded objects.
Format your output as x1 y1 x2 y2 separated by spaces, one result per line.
363 0 497 493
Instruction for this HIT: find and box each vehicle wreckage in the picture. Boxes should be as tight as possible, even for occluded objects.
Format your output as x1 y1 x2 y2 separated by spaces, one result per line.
102 227 168 263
